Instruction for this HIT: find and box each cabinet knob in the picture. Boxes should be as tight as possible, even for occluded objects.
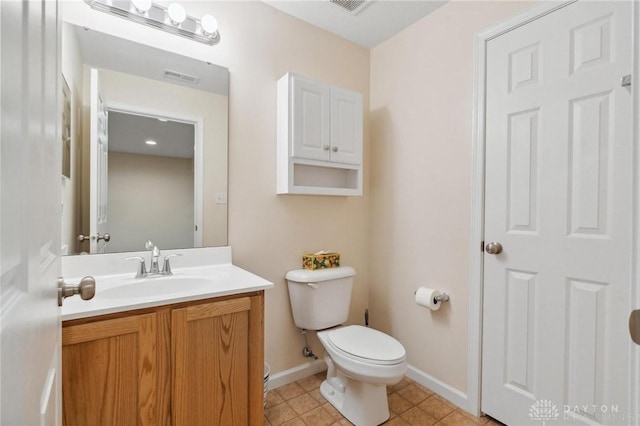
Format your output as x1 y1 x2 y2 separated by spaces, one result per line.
332 146 339 152
323 145 330 151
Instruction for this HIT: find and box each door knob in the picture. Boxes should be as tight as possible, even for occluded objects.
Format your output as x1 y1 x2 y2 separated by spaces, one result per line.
485 242 503 255
58 276 96 307
77 233 110 242
631 310 640 345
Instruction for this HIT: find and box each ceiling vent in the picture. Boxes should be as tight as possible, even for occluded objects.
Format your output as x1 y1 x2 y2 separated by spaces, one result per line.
328 0 372 15
163 69 200 85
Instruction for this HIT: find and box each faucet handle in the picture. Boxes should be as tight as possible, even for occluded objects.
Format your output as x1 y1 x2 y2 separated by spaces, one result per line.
162 254 183 275
125 256 148 278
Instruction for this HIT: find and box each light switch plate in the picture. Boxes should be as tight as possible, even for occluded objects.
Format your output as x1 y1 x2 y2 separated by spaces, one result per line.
215 193 227 205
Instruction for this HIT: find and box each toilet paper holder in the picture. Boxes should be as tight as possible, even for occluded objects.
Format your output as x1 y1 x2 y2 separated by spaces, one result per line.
413 289 450 303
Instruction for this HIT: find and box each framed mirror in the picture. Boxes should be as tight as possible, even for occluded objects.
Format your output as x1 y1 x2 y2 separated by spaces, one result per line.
60 23 229 255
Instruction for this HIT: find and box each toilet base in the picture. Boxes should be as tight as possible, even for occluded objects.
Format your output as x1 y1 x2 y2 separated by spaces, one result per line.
320 372 390 426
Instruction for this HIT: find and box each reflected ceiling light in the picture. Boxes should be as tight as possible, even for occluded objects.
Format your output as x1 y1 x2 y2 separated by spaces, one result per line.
83 0 221 45
145 140 157 145
157 118 169 122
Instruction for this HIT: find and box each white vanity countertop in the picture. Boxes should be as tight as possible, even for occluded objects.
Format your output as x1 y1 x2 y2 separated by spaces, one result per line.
61 247 273 321
62 263 273 321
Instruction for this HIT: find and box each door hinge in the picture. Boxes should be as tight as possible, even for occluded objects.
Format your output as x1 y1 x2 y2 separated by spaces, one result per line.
621 75 631 87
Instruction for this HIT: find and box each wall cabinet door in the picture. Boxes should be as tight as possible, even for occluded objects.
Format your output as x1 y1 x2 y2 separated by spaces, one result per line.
330 87 363 165
62 313 158 425
291 76 331 161
172 295 264 426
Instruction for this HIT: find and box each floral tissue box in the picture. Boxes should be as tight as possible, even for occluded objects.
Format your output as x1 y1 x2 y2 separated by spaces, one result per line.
302 251 340 270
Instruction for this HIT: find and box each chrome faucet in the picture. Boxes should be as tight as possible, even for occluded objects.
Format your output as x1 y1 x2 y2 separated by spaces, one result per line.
145 240 161 274
126 241 182 278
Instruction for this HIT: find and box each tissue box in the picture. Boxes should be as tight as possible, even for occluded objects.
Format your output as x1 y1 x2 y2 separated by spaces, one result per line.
302 252 340 270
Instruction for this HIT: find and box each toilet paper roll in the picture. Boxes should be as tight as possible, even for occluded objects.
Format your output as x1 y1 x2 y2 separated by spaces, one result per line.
415 287 442 311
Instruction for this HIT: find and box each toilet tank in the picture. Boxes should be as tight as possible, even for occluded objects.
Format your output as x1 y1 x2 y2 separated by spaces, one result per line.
286 266 355 330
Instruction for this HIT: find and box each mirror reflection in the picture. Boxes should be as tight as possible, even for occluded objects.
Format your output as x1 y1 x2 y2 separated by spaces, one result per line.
60 23 229 255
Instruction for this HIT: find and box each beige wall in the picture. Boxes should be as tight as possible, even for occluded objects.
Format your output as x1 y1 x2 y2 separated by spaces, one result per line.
369 1 533 393
107 152 194 252
208 1 371 375
63 1 370 375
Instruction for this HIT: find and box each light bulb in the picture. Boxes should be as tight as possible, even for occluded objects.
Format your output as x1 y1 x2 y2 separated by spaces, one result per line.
131 0 151 14
167 2 186 25
145 140 157 146
200 15 218 36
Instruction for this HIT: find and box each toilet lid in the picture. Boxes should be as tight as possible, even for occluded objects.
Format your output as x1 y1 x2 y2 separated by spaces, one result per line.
327 325 405 364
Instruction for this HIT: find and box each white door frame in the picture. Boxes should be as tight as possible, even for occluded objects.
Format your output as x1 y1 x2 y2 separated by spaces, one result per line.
467 0 640 418
105 101 205 247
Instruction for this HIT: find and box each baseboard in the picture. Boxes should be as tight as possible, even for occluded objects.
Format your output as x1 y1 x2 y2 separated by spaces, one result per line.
267 360 469 415
269 359 327 390
406 364 469 413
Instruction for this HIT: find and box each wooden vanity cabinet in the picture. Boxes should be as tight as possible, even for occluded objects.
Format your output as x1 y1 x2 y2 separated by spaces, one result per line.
62 313 158 425
62 291 264 426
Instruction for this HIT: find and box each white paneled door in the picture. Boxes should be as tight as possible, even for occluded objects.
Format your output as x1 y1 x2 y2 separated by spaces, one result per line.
482 1 632 425
89 68 109 254
0 0 62 424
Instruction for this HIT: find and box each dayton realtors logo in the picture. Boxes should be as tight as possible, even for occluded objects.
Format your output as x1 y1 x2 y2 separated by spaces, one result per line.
530 400 624 423
529 400 559 425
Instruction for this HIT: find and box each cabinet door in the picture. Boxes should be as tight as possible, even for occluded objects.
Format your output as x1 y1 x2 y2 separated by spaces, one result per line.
172 295 264 426
62 313 158 426
292 76 331 161
330 87 363 165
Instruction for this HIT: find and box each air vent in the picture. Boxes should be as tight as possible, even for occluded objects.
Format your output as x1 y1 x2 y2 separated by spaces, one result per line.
163 69 200 85
329 0 372 15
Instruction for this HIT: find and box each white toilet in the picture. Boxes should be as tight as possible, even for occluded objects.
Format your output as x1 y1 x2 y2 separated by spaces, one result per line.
286 266 407 426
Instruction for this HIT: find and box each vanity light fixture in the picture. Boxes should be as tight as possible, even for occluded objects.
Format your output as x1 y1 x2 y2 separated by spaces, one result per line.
167 3 186 25
130 0 151 14
83 0 221 45
145 140 157 146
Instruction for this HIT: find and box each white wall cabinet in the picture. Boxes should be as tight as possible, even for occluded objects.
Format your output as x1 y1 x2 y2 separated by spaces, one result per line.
277 72 363 196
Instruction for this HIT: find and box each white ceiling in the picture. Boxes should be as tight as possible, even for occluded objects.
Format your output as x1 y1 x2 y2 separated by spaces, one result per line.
108 111 195 159
264 0 447 49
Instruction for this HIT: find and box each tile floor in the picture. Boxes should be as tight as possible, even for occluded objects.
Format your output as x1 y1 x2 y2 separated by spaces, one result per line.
265 373 504 426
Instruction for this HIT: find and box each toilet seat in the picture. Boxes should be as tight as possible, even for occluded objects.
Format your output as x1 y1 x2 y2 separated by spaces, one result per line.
326 325 405 366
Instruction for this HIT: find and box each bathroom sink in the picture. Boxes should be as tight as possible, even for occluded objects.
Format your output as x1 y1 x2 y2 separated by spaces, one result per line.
99 276 214 299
